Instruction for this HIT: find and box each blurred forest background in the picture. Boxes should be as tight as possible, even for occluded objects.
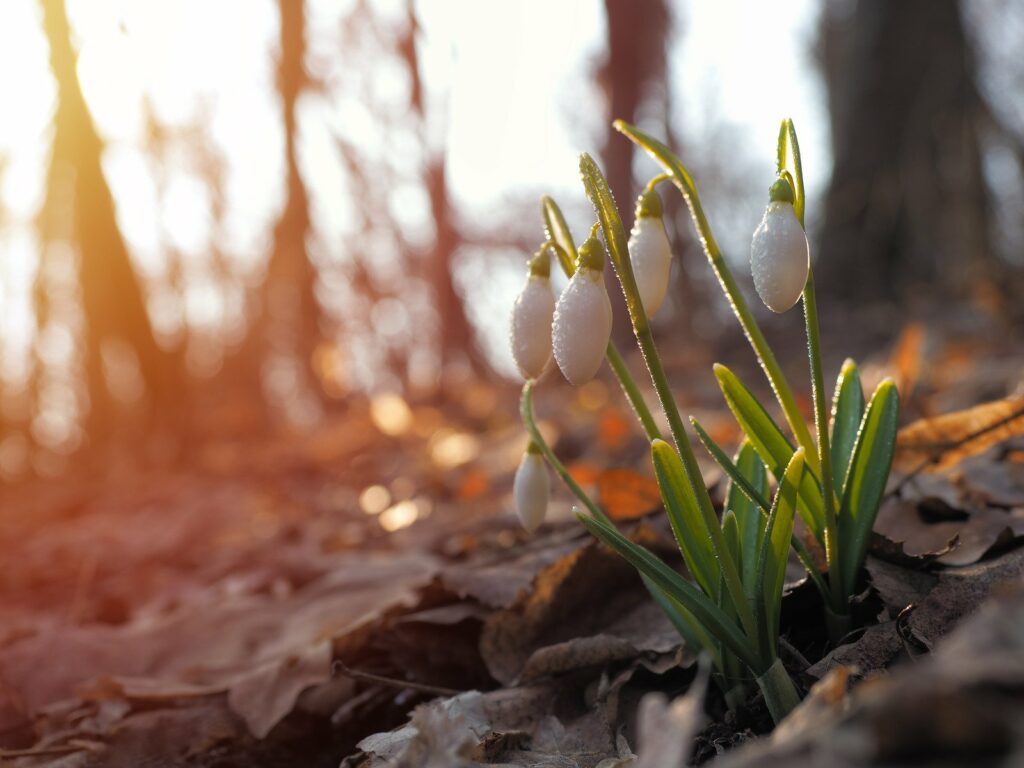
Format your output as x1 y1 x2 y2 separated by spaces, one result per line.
0 0 1022 480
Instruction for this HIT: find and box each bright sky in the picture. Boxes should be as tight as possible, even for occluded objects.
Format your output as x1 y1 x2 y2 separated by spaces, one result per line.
0 0 827 396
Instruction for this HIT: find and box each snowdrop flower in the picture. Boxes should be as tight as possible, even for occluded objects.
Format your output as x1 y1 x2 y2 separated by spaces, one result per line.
628 188 672 317
513 442 549 532
552 235 613 386
510 248 556 379
750 178 809 313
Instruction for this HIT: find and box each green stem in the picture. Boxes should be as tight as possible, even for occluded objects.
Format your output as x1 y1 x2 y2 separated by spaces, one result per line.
756 657 801 725
606 343 661 440
520 382 611 526
801 276 844 614
580 153 760 648
614 121 819 474
779 119 846 617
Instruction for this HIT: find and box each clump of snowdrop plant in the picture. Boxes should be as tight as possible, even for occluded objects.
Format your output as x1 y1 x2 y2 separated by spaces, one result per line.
507 119 900 726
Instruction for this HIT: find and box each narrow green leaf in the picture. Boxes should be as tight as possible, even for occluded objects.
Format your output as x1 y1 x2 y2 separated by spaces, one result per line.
830 359 865 493
730 441 769 593
692 418 830 602
713 364 825 538
540 195 577 277
839 379 900 591
577 512 760 669
724 512 741 577
643 576 722 671
692 420 773 515
651 439 720 598
756 448 804 655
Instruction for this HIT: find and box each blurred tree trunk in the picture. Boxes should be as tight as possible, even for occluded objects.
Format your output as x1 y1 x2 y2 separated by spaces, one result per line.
598 0 670 341
817 0 992 306
257 0 324 417
401 1 484 379
38 0 181 445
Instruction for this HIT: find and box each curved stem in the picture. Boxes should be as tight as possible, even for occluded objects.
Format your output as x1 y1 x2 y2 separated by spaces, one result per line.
614 120 818 471
644 173 671 194
779 119 845 614
520 382 611 526
580 153 760 648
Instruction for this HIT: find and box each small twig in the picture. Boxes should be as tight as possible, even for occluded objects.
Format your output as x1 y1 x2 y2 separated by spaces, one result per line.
331 661 462 698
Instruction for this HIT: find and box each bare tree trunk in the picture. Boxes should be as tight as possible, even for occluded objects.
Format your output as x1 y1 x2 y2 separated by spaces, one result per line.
259 0 323 413
38 0 181 446
817 0 991 307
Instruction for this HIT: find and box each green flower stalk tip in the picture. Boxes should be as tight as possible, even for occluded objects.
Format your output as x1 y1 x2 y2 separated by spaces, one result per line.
769 177 795 205
635 187 663 219
510 249 556 380
552 235 613 386
527 246 551 278
577 233 606 271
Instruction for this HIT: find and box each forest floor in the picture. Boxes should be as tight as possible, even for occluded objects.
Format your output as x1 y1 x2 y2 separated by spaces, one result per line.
0 313 1023 767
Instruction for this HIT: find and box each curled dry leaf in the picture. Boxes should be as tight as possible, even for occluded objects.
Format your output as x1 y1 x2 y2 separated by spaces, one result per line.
894 395 1024 475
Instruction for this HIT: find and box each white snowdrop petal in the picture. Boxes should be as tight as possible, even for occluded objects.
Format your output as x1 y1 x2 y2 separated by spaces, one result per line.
551 268 613 386
510 275 555 379
750 201 809 313
628 217 673 316
513 452 549 532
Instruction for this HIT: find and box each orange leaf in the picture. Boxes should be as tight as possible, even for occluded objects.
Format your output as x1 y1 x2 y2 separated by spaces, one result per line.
596 467 662 520
598 408 631 451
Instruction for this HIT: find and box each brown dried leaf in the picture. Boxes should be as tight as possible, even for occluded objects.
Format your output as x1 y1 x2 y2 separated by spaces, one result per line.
480 527 672 685
894 395 1024 474
0 552 437 738
628 664 708 768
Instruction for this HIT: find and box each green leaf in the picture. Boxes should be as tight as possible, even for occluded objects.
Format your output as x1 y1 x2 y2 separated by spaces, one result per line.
722 509 741 578
757 448 805 654
692 418 831 602
830 359 865 493
839 379 900 591
713 364 825 538
730 441 769 593
651 439 720 598
643 576 722 671
540 196 577 277
577 512 760 670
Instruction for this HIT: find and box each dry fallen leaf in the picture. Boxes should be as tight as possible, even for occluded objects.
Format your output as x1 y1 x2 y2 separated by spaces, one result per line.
894 395 1024 474
596 468 663 521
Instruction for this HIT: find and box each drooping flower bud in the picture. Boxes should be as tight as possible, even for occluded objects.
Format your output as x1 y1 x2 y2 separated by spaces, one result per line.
750 177 809 313
552 235 613 386
628 188 672 317
510 248 556 379
513 442 549 532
